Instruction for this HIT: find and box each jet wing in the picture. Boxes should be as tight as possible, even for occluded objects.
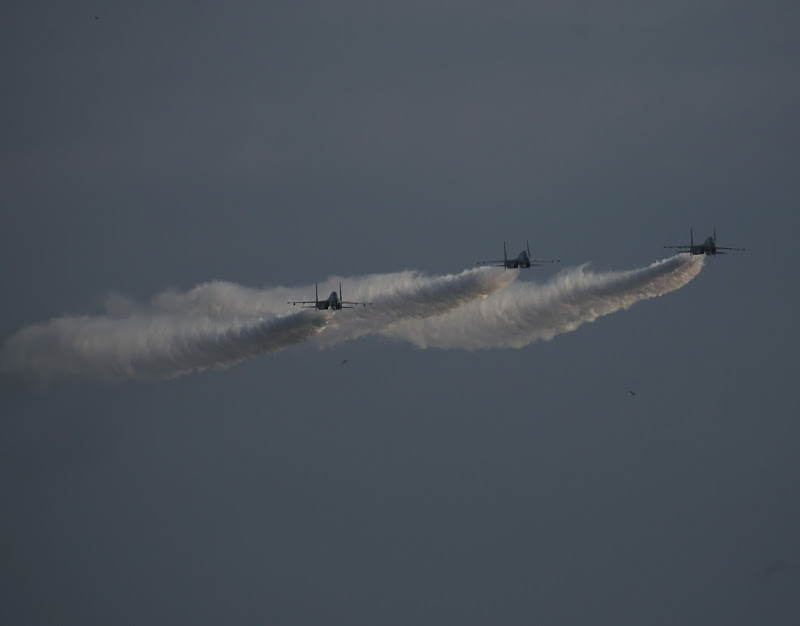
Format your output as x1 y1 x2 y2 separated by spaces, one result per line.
340 301 372 307
716 246 745 251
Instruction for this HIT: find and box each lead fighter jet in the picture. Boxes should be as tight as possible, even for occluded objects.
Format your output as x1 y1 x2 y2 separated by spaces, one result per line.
477 241 559 269
664 228 745 256
288 282 371 310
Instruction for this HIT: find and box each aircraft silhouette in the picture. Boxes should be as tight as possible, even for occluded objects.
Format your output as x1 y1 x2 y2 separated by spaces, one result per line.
477 241 559 269
288 283 371 310
664 228 745 256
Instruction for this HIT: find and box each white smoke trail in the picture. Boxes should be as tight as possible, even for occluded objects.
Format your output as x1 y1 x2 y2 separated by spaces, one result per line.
0 311 329 383
380 254 704 349
0 267 515 383
136 266 515 319
308 267 518 347
106 266 517 347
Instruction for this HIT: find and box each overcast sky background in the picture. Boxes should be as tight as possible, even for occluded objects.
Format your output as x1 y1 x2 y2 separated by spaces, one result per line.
2 1 799 624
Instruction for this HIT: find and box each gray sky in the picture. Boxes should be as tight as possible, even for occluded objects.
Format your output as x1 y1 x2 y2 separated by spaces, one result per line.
2 1 799 624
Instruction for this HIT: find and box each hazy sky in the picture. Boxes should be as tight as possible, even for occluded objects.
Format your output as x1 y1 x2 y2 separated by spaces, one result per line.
2 2 799 624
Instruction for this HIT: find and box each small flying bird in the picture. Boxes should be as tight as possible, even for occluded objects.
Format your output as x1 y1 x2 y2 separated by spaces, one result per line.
340 359 348 366
627 389 636 397
94 15 99 20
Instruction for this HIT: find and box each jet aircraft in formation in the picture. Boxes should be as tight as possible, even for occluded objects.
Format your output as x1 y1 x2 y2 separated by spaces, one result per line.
663 228 745 256
477 241 560 269
288 282 371 310
290 228 743 311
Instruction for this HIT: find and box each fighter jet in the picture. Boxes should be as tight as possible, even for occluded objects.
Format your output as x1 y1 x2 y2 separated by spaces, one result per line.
477 241 559 269
664 228 745 256
288 282 371 310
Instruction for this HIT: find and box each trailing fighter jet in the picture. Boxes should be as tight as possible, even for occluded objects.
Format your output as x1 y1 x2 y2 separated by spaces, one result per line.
477 241 559 269
663 228 745 256
288 282 371 310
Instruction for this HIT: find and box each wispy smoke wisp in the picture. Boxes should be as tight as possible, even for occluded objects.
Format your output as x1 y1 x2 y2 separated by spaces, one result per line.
0 311 329 383
380 254 704 349
309 266 518 347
